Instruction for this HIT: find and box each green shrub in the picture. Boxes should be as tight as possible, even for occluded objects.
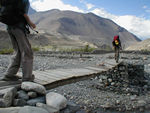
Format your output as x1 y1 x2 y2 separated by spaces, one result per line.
59 45 96 53
32 47 40 52
0 48 14 54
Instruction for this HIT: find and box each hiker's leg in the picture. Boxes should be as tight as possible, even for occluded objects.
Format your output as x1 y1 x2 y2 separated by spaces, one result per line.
11 28 34 81
116 47 119 62
115 47 117 60
4 29 21 77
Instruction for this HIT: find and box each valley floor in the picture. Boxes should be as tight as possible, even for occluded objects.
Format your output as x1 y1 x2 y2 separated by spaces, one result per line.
0 52 150 113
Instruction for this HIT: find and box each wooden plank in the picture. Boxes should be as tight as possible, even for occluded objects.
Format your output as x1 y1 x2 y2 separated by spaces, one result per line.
84 66 106 71
34 71 58 82
44 70 74 78
34 71 62 80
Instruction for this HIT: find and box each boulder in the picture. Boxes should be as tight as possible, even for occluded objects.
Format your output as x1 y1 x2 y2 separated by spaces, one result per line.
0 107 20 113
0 87 17 107
17 90 29 100
21 82 46 95
18 106 48 113
46 92 67 110
36 103 59 113
13 99 27 106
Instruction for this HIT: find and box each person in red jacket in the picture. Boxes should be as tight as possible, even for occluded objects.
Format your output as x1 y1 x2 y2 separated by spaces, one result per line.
112 35 122 63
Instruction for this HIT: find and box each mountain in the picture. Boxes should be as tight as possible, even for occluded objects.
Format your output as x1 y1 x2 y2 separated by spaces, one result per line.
29 9 140 49
126 38 150 51
0 9 140 50
29 6 37 15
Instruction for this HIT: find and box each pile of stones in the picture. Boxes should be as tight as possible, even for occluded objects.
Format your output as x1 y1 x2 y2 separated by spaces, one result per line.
93 62 150 95
0 82 81 113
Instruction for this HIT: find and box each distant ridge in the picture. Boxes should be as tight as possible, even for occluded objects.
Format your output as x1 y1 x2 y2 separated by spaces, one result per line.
0 9 140 49
30 9 140 48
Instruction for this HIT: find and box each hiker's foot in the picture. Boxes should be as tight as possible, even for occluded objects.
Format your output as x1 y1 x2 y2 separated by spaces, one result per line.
1 75 20 81
22 74 35 82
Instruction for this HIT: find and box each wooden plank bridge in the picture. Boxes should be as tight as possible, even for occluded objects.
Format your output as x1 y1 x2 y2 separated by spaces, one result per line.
0 59 121 90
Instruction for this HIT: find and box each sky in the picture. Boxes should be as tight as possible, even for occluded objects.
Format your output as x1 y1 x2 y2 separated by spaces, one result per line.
29 0 150 40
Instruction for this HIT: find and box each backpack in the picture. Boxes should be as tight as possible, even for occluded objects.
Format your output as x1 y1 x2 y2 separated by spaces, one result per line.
0 0 25 25
114 35 119 46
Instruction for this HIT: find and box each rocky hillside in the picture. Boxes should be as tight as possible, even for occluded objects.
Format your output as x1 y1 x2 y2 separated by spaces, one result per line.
126 38 150 51
0 9 140 49
29 9 140 48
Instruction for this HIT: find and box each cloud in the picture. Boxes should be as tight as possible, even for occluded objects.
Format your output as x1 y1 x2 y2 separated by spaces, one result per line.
30 0 84 13
91 8 150 40
86 3 94 10
79 0 94 10
143 5 147 9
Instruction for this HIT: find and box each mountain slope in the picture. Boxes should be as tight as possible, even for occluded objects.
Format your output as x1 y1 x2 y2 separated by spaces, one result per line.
126 38 150 51
0 9 140 49
30 9 140 48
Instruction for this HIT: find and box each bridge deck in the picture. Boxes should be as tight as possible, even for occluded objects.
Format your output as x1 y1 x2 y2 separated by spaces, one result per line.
0 59 121 90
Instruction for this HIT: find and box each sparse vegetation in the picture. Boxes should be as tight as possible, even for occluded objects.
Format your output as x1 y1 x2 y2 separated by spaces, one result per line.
32 46 40 52
59 45 96 52
0 48 14 54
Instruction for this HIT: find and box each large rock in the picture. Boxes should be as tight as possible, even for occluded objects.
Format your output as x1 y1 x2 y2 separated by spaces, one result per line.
18 106 49 113
46 92 67 110
21 82 46 95
36 103 59 113
0 87 17 107
0 107 20 113
17 90 29 100
13 99 27 107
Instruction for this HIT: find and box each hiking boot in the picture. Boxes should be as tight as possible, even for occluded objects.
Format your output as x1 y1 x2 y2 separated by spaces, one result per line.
22 74 35 82
2 75 21 81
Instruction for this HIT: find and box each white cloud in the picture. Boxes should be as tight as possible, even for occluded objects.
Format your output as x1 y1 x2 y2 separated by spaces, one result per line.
30 0 84 13
79 0 94 10
143 5 147 9
146 9 150 13
86 3 94 10
91 8 150 40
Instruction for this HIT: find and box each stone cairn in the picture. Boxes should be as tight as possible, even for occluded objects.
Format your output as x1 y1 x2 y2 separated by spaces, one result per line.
93 62 150 95
0 82 79 113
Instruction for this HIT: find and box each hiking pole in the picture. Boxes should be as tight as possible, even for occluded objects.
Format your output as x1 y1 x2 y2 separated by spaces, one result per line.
31 27 39 33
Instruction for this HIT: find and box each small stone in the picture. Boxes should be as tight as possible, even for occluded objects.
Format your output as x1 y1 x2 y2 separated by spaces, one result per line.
130 95 137 101
99 79 103 83
111 82 115 86
138 100 146 107
101 102 112 109
28 92 37 98
143 56 147 60
108 78 112 83
116 100 120 104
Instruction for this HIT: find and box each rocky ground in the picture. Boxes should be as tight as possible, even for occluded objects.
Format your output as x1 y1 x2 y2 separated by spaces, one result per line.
0 52 150 113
